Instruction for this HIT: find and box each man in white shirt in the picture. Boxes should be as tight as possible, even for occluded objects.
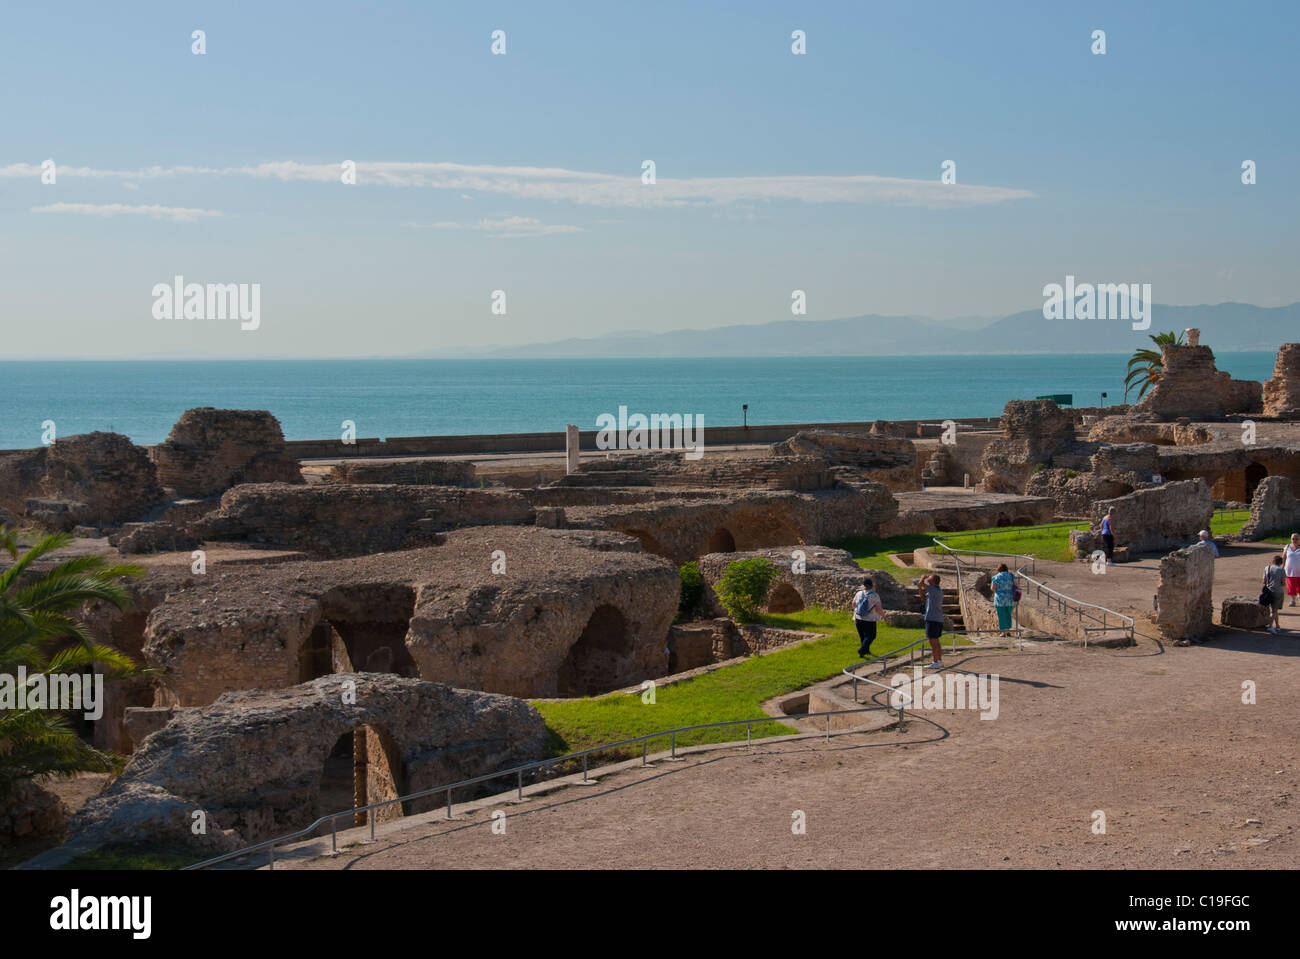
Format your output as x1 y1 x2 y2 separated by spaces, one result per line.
851 577 884 658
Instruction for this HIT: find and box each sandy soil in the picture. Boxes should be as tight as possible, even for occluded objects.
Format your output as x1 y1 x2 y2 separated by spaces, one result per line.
287 629 1300 870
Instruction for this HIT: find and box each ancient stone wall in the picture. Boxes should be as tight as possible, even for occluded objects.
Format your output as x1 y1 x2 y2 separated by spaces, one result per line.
135 527 678 706
1155 543 1215 641
1082 479 1213 556
1240 476 1299 540
151 408 303 497
35 432 166 529
326 459 477 486
192 483 535 557
562 484 897 566
559 452 838 492
1262 343 1300 420
695 546 906 617
769 431 918 491
59 674 547 852
1135 344 1262 420
977 400 1077 494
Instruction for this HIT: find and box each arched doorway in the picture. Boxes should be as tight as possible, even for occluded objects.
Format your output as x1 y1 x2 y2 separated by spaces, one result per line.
705 527 737 554
316 724 405 832
1245 462 1268 501
556 605 632 697
766 582 805 614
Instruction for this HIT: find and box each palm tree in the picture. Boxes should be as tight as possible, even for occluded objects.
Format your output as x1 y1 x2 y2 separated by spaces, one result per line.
1124 330 1185 402
0 525 145 798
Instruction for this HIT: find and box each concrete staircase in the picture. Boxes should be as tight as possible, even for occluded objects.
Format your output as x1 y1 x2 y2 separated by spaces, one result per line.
906 586 965 632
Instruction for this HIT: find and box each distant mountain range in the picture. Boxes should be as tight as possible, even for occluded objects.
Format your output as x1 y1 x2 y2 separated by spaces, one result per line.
444 301 1299 358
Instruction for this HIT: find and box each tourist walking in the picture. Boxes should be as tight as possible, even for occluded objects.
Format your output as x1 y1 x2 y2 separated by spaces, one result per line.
991 562 1017 636
1100 507 1116 565
919 573 946 669
851 576 884 658
1286 533 1300 607
1263 556 1287 633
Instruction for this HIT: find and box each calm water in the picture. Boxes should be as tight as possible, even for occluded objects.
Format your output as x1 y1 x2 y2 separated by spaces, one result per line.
0 353 1278 450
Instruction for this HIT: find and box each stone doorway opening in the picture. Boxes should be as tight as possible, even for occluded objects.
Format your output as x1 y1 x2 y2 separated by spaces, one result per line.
300 585 417 681
316 724 406 833
766 582 805 614
1245 462 1268 502
705 527 737 554
556 604 632 697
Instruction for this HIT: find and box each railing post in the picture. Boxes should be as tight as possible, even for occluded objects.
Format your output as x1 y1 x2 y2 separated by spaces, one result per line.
746 722 751 747
517 769 523 802
671 731 676 759
446 788 452 820
642 740 648 765
370 811 375 842
852 676 858 702
269 844 275 871
582 754 588 782
331 816 337 854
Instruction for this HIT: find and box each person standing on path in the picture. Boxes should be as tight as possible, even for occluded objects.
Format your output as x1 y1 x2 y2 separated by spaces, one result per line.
991 562 1017 636
1264 556 1287 633
1285 533 1300 607
919 573 946 669
1197 529 1220 558
851 576 884 658
1100 507 1116 566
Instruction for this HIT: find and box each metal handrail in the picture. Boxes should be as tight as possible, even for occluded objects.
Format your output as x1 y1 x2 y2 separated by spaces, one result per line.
186 699 905 871
1013 570 1135 646
932 540 1037 576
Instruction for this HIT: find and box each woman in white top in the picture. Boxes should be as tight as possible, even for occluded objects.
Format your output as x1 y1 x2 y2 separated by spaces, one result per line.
1285 533 1300 607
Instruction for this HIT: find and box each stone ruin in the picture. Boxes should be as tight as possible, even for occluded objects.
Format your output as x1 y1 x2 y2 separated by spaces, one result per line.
151 407 303 497
325 458 477 486
1155 542 1215 642
1239 476 1299 541
768 430 918 491
1263 343 1300 420
187 482 535 557
978 400 1079 494
1070 478 1213 558
695 545 907 618
0 433 166 531
1132 343 1261 421
119 526 677 706
54 674 546 855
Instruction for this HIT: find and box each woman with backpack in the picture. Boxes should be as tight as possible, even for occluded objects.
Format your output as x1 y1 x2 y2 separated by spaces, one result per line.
851 577 884 658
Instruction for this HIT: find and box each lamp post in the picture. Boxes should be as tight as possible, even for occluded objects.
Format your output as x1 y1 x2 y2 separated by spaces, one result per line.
742 404 748 428
1100 391 1107 408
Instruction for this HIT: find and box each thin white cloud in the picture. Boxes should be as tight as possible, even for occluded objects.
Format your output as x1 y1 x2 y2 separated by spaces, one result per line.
31 202 221 223
405 215 584 238
3 160 1035 210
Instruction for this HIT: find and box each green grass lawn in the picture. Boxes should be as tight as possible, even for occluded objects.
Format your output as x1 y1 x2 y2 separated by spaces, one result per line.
57 842 195 870
531 607 967 762
832 523 1088 570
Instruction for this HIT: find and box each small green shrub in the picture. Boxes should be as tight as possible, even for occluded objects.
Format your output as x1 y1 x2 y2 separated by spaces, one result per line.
715 558 779 623
678 561 704 618
1064 469 1079 479
1032 463 1046 474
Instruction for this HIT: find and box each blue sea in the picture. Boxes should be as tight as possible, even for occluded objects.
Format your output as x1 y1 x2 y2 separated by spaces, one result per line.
0 354 1279 450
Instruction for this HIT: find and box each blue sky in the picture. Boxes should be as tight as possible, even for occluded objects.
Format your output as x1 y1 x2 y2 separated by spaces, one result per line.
1 0 1296 358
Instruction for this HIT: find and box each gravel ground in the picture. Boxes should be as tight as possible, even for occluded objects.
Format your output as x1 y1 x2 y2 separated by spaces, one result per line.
288 632 1300 870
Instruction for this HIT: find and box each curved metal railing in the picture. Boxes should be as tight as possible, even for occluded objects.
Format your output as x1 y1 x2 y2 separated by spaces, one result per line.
186 698 908 871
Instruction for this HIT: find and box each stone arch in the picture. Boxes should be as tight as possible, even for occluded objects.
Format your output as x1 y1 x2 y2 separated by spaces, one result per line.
705 527 737 554
995 513 1012 527
555 604 632 697
302 585 417 681
1245 462 1268 501
625 528 671 558
766 582 805 614
316 722 406 832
